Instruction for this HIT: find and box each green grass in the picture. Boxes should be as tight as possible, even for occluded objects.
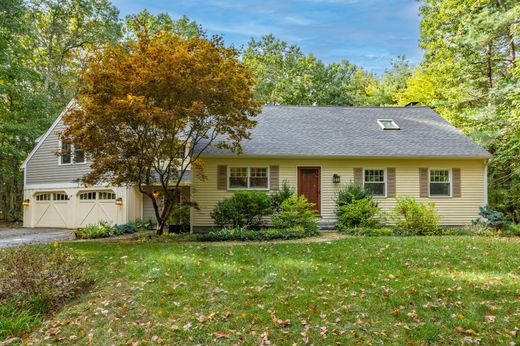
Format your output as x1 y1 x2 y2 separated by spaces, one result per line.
18 237 520 344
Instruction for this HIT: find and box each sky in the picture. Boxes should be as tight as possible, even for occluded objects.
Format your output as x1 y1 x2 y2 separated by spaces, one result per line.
111 0 423 74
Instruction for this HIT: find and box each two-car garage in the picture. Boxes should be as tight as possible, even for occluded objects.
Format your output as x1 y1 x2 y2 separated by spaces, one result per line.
25 188 134 229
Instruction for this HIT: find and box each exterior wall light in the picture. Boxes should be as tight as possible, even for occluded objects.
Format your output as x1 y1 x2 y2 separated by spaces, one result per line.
333 174 341 184
23 199 30 207
115 197 123 206
152 190 160 199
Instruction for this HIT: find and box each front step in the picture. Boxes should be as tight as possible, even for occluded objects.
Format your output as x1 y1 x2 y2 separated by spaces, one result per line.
317 220 336 230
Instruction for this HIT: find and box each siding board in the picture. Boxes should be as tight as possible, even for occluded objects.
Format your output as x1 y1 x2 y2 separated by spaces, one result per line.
192 158 486 227
25 119 91 184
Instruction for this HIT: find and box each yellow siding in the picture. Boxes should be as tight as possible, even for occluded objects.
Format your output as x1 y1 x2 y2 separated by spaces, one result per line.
192 158 487 227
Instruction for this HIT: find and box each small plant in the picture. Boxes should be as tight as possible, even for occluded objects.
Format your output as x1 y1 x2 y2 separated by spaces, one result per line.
74 221 112 239
168 204 190 231
271 194 319 233
211 191 273 229
391 196 440 235
130 218 153 231
472 205 506 229
110 223 138 236
336 198 380 228
196 225 316 242
271 180 294 212
339 227 393 236
0 244 92 338
336 182 372 213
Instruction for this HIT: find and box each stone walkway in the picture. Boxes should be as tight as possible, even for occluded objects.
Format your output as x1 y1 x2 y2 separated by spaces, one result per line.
0 227 75 248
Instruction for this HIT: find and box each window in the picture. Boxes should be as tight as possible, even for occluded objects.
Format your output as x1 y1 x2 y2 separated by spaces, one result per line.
35 193 51 201
98 192 116 200
377 119 400 130
60 140 72 164
228 167 269 189
364 169 386 196
53 193 69 201
79 192 96 200
59 139 87 164
429 169 451 196
229 167 248 188
249 167 268 188
73 145 85 163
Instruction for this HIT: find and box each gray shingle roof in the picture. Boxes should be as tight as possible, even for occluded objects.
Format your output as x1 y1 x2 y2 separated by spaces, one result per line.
198 106 491 158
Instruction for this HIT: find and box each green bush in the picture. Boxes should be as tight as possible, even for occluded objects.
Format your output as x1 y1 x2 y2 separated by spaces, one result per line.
339 227 393 236
130 218 153 231
168 204 190 231
336 182 371 211
210 191 272 229
336 198 380 228
110 223 138 236
0 244 91 338
271 194 319 233
74 221 112 239
270 180 294 212
391 196 441 235
472 205 506 229
196 225 318 242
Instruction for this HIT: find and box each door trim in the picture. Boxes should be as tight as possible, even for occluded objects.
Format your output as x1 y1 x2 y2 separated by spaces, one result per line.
297 166 321 215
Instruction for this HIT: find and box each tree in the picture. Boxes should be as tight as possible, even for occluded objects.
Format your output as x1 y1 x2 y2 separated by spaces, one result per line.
63 30 261 234
26 0 121 107
243 34 329 105
399 0 520 221
124 10 204 40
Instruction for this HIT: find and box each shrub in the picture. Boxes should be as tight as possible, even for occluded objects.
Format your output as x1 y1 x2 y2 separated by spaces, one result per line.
271 194 319 233
168 204 190 231
130 218 153 231
271 180 294 212
336 198 380 228
74 221 112 239
336 182 371 212
391 196 441 235
110 223 138 236
472 205 506 229
339 227 393 236
211 191 272 229
0 244 91 338
197 225 317 242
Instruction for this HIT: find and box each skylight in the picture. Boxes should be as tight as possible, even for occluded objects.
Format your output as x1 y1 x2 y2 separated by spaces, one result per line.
377 119 400 130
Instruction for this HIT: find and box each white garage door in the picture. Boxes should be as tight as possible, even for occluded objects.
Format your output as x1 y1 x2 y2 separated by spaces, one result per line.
77 191 118 227
34 192 69 228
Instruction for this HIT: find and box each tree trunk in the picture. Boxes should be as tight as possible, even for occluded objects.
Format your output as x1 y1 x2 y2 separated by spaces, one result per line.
486 44 493 89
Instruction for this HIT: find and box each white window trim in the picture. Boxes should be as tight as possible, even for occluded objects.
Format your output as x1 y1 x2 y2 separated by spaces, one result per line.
227 166 270 191
377 119 400 130
428 168 452 198
58 139 89 166
363 168 387 198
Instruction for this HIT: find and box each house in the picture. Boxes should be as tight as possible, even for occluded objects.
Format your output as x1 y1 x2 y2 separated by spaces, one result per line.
22 103 491 230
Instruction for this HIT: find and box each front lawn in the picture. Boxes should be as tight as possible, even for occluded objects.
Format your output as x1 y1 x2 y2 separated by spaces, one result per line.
20 237 520 344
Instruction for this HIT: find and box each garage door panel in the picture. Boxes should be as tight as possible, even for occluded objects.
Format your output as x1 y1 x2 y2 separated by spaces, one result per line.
34 203 67 228
77 196 117 228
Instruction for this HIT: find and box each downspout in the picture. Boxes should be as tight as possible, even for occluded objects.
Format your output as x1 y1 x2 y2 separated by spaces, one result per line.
484 160 489 206
189 184 193 234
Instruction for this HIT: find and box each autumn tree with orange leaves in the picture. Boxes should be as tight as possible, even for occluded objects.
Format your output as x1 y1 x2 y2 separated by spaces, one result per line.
63 30 261 234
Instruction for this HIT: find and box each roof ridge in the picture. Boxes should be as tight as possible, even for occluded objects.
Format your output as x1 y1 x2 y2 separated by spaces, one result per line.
262 105 430 109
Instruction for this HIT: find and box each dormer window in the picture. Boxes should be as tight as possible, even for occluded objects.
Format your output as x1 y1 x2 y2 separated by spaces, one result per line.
377 119 400 130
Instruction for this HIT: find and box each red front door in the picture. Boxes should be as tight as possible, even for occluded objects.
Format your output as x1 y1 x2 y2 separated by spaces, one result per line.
297 167 321 214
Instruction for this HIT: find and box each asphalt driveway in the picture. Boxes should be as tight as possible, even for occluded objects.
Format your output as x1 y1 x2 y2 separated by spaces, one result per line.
0 227 75 248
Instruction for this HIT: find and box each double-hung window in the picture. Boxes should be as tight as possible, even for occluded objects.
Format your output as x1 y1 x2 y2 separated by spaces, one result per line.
364 169 386 196
228 167 269 190
429 169 451 196
60 140 72 164
59 139 87 164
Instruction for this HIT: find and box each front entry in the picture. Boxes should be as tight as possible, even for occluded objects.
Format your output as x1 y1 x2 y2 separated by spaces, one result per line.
297 167 321 214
